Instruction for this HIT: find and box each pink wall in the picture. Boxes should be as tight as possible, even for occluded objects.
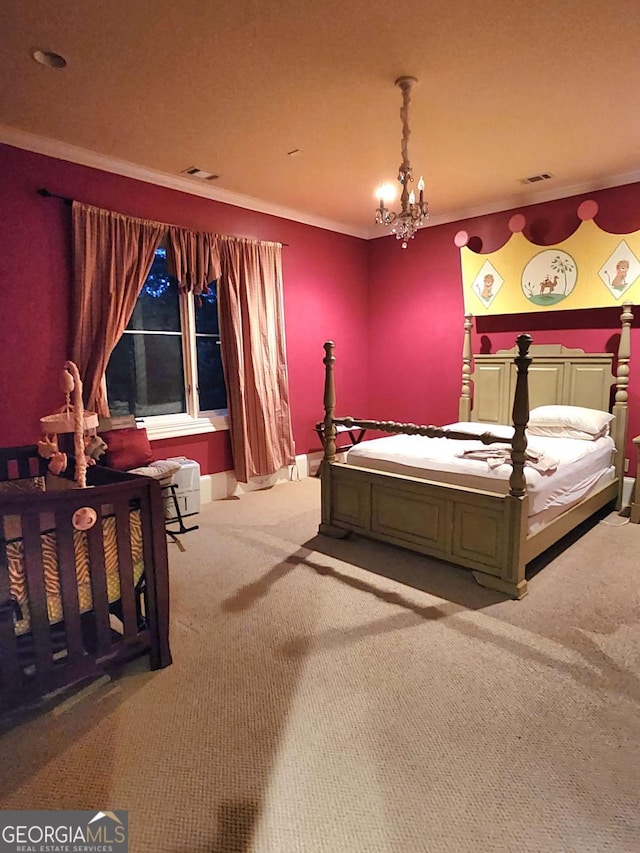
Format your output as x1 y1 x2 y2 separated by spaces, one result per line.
2 142 639 478
0 144 370 473
368 182 640 469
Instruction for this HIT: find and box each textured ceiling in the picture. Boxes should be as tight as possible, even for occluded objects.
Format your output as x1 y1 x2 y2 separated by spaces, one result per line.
1 0 639 237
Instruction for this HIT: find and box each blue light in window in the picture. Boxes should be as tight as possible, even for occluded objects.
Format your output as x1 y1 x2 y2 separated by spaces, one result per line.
143 246 172 298
200 287 217 305
143 274 171 298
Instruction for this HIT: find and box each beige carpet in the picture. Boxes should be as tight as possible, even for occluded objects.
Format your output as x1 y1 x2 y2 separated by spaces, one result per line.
1 477 639 852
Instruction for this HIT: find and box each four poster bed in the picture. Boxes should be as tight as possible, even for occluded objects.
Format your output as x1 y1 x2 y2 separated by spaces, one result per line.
318 304 633 599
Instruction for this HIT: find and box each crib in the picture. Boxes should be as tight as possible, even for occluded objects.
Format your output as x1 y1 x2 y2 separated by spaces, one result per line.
0 444 172 714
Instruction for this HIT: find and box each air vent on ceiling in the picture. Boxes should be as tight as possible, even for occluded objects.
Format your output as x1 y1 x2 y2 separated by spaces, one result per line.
520 172 553 185
182 167 220 181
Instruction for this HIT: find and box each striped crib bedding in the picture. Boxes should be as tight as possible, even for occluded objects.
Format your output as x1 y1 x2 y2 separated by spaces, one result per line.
4 510 144 636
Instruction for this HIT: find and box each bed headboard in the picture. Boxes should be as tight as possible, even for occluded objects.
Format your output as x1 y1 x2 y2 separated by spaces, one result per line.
468 344 614 425
458 304 633 477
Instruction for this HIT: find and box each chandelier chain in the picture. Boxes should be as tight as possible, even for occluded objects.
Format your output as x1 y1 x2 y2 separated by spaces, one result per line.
399 81 412 183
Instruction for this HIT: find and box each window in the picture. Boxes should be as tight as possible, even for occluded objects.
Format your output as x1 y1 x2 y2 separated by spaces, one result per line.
105 247 228 437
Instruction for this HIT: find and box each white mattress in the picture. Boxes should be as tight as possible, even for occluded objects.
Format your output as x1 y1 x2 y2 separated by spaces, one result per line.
345 421 616 519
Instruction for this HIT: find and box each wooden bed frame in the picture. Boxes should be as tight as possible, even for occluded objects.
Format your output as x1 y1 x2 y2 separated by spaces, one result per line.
319 304 633 599
0 445 172 714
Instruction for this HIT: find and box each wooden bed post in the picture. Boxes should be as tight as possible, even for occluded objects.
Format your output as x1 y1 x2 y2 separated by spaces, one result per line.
613 302 633 509
509 334 532 498
474 333 533 600
459 314 473 421
319 341 349 538
322 341 337 464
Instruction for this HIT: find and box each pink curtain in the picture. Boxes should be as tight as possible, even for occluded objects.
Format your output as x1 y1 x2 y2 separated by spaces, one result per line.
71 203 166 415
218 237 296 482
166 227 221 297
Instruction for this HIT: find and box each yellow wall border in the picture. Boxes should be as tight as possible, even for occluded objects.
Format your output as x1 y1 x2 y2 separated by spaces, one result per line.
457 202 640 315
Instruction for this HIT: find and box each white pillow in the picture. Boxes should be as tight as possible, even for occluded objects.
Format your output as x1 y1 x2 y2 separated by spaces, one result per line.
527 405 614 440
446 422 514 440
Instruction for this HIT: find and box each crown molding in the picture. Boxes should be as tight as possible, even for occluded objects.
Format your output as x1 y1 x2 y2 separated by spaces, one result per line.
3 124 639 243
0 124 369 240
365 168 640 239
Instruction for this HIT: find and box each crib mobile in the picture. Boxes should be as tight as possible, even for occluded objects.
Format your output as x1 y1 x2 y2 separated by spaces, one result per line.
37 360 108 531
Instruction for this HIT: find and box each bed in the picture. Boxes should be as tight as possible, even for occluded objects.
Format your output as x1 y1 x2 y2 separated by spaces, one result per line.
318 304 633 599
0 445 172 714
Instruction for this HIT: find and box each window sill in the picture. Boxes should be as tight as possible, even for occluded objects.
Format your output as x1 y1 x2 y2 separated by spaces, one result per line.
142 413 229 441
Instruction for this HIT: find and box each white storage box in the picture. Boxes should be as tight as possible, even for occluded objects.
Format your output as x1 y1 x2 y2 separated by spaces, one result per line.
164 457 201 519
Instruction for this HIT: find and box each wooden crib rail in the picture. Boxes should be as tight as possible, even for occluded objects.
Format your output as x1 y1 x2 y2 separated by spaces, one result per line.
0 444 48 482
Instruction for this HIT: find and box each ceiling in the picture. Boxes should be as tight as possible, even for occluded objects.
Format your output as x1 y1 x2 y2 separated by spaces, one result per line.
1 0 639 238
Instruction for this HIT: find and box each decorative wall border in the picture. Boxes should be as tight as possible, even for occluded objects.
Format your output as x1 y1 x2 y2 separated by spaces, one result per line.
457 200 640 315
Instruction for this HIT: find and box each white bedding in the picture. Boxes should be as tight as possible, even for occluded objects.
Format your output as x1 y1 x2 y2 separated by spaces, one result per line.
345 421 616 519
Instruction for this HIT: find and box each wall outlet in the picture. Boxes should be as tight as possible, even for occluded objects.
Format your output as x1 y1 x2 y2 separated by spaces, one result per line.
625 457 630 473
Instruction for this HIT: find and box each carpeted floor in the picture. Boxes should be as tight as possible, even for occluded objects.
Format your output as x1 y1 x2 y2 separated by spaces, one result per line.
1 476 639 852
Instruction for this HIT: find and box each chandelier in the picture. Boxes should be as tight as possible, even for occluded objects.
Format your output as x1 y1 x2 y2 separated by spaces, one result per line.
375 76 429 248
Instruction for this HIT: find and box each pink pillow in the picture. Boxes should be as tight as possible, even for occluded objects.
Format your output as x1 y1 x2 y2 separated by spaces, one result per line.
100 427 154 471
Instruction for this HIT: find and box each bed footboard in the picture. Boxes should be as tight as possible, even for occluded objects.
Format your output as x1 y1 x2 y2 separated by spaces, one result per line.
321 463 529 598
0 445 171 714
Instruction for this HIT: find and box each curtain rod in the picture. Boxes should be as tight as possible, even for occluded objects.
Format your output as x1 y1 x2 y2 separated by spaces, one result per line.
37 188 289 245
38 188 72 205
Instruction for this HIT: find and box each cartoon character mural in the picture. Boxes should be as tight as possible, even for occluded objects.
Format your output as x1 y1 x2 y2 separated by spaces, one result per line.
605 259 630 291
539 274 559 295
472 262 503 308
481 274 494 299
521 250 577 306
460 203 640 316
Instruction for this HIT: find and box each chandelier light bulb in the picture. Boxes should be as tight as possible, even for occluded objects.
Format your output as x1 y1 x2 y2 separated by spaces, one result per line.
377 181 396 204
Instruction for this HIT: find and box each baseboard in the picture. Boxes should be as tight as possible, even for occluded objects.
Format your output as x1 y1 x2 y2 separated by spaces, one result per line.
199 453 310 503
307 451 323 477
307 450 348 477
